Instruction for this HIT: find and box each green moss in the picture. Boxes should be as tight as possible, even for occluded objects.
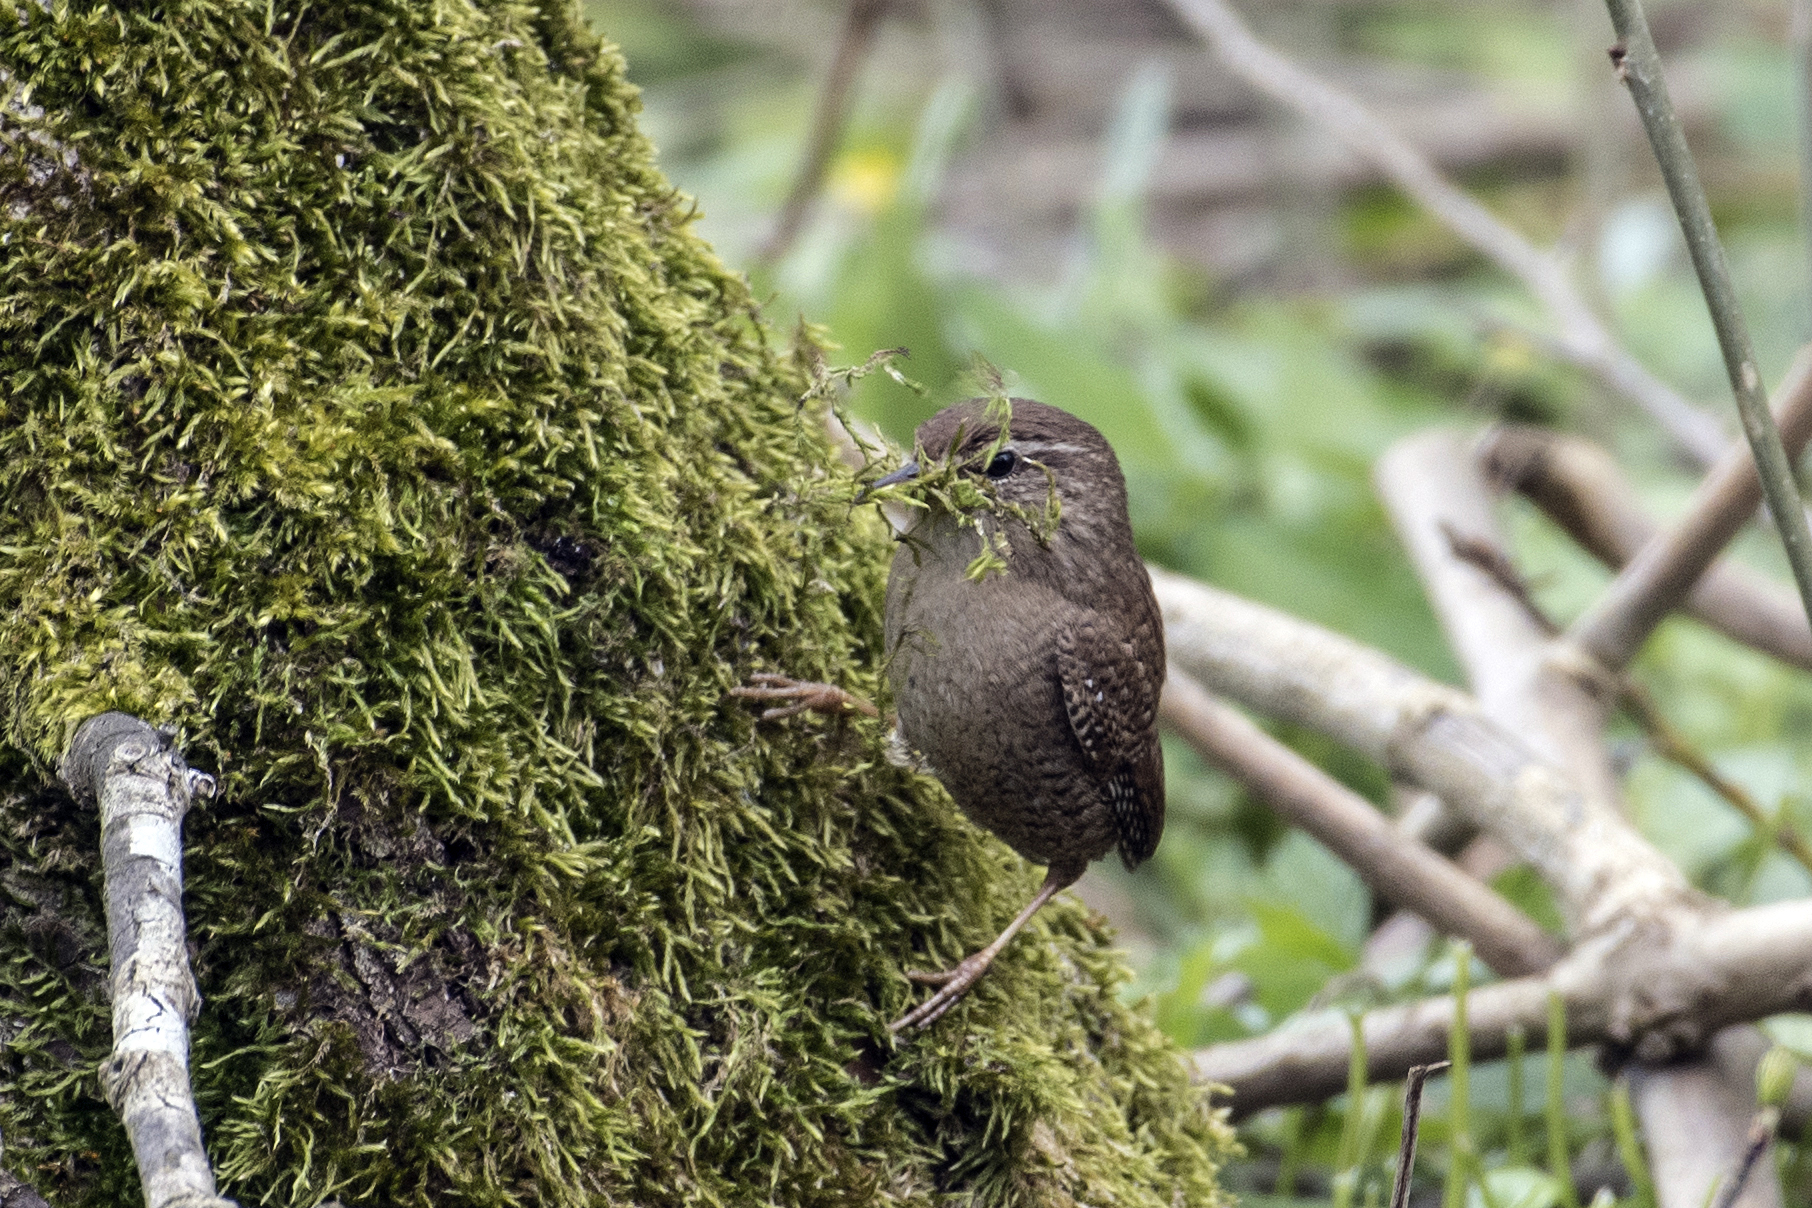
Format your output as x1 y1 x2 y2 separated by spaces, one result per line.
0 2 1232 1204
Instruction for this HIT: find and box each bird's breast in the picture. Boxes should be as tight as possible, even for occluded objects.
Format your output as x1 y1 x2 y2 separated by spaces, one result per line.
884 537 1120 868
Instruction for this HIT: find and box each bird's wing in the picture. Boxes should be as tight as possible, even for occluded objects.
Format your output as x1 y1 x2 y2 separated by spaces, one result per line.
1056 606 1165 868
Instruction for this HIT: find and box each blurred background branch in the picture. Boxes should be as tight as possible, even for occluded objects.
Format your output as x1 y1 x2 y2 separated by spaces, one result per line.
1167 0 1730 466
756 0 892 264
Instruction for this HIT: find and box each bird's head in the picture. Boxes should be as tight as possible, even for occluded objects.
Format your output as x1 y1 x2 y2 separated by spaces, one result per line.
870 398 1127 529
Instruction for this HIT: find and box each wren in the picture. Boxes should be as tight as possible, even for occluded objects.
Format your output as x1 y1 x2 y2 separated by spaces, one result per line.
735 398 1165 1031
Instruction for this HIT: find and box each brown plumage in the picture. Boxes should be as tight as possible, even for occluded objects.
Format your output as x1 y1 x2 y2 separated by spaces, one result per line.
734 397 1166 1030
884 399 1165 877
878 398 1165 1028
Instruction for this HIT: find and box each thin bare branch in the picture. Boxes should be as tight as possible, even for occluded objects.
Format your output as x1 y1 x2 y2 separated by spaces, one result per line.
1620 684 1812 877
757 0 892 265
1390 1062 1449 1208
1631 1071 1779 1208
1481 426 1812 671
59 713 235 1208
1376 431 1623 807
1706 1108 1778 1208
1431 482 1812 877
1160 671 1563 976
1568 350 1812 671
1603 0 1812 633
1161 0 1727 466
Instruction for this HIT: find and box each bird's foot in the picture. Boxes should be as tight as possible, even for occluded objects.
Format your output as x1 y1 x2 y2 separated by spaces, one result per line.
889 951 994 1032
730 673 879 721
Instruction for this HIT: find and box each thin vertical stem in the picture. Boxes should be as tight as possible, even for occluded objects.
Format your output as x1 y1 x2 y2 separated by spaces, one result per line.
1549 993 1580 1208
1507 1025 1528 1167
1444 943 1474 1208
1603 0 1812 628
1795 0 1812 326
1335 1013 1370 1208
1610 1078 1658 1208
1276 1106 1306 1196
1391 1063 1451 1208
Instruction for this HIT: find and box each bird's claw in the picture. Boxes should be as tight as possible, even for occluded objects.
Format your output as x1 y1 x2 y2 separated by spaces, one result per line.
730 674 879 721
890 954 989 1032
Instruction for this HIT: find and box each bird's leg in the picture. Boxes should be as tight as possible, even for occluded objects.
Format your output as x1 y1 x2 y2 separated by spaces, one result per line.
889 863 1083 1033
730 672 880 721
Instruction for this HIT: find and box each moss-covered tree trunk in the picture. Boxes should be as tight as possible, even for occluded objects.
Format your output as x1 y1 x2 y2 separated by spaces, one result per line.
0 3 1229 1203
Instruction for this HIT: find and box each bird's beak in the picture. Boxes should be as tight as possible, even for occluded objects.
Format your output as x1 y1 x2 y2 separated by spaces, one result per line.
865 460 921 493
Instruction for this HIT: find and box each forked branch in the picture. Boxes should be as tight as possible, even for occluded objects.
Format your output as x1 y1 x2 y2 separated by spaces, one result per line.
1193 896 1812 1115
1566 337 1812 673
1151 566 1688 932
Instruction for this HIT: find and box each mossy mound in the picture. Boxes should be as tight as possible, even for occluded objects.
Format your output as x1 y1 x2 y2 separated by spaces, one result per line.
0 2 1232 1204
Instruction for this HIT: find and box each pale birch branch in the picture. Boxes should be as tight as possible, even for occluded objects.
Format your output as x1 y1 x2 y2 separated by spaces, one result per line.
1151 565 1689 932
1159 670 1562 977
1375 431 1620 804
59 713 234 1208
1433 432 1812 874
1193 896 1812 1116
1161 0 1728 467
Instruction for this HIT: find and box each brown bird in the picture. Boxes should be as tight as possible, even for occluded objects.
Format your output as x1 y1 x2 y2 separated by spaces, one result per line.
736 398 1165 1031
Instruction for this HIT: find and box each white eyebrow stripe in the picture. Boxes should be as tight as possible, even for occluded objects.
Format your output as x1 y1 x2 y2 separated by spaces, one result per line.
1011 441 1090 456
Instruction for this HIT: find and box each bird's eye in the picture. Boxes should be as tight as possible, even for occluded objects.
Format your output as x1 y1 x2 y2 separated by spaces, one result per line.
985 449 1019 479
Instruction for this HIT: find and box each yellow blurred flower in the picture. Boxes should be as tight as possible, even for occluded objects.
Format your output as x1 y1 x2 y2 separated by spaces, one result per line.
829 148 901 214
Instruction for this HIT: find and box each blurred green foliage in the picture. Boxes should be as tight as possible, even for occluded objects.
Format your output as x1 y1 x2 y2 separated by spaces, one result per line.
595 0 1812 1200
